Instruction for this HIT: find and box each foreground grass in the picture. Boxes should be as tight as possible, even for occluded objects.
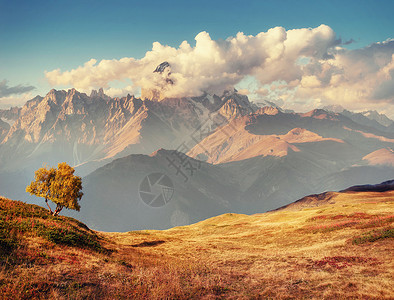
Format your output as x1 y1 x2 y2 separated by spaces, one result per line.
0 191 393 299
0 198 105 254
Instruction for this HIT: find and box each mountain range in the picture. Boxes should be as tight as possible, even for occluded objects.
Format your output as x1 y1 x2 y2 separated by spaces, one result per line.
0 77 393 230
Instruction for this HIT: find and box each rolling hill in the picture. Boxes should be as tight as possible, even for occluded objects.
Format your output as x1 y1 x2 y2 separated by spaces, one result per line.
1 182 393 299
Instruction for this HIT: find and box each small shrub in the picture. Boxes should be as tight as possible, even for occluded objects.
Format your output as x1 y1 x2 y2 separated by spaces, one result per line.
0 225 19 255
352 227 394 244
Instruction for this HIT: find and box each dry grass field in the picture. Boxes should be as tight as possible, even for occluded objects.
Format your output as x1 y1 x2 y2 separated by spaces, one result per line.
0 190 393 299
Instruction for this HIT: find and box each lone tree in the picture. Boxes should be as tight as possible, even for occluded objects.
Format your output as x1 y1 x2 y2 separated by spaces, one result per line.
26 162 83 216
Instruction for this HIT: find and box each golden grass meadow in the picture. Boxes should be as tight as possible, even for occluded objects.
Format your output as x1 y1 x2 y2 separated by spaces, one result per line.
0 190 393 299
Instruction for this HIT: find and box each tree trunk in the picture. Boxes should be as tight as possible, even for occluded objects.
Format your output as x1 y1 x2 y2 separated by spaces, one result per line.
53 204 63 216
45 198 53 214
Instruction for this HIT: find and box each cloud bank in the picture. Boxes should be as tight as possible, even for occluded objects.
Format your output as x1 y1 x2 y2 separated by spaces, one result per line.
0 80 35 98
45 25 394 115
0 80 36 109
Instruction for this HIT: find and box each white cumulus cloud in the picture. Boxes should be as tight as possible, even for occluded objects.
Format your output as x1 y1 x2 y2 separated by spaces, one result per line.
45 25 394 117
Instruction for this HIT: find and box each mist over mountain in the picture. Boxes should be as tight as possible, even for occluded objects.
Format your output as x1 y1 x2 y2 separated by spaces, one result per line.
70 149 242 231
322 105 394 132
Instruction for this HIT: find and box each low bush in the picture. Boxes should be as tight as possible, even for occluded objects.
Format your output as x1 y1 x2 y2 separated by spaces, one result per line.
352 227 394 244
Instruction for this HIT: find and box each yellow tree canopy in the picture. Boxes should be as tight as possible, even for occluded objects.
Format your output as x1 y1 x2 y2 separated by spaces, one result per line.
26 162 83 216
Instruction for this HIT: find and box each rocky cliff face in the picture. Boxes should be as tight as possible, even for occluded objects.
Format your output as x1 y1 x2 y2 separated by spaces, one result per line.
0 106 22 120
0 87 255 173
0 118 10 142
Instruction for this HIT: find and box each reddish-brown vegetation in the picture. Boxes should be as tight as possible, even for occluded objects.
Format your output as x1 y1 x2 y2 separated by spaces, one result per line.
0 190 393 299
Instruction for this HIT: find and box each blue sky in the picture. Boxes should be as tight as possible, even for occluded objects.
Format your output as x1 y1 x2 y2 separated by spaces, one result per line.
0 0 393 114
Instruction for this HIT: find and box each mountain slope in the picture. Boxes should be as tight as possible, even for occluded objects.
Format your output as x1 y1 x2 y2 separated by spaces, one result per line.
187 115 345 164
361 110 394 127
274 179 394 211
188 107 394 164
322 105 394 132
363 148 394 167
72 149 241 231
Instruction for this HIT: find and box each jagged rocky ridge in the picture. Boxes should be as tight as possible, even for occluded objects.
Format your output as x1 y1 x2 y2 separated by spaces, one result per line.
0 87 253 172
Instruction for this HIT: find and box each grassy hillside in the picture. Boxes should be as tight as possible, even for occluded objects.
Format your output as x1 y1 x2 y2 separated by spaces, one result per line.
0 190 393 299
